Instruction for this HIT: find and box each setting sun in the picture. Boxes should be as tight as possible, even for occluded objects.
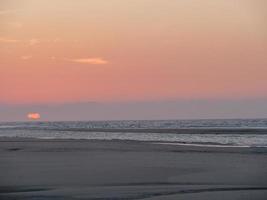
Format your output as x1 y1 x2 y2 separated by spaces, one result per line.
27 113 41 120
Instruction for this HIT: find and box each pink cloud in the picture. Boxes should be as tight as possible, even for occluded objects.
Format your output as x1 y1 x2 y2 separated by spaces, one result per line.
21 55 32 60
29 39 40 46
67 58 108 65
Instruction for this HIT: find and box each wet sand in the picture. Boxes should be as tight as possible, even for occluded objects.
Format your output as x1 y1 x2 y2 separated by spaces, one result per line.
0 138 267 200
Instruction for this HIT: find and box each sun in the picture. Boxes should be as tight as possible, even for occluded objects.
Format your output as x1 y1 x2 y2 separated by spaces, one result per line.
27 113 41 120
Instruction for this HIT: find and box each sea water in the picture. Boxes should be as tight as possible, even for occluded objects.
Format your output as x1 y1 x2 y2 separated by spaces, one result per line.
0 119 267 147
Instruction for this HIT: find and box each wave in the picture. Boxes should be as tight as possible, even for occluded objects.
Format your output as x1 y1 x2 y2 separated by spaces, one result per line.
154 142 262 148
1 127 267 135
2 119 267 130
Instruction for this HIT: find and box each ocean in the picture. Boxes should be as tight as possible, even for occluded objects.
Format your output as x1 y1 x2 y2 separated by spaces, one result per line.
1 119 267 147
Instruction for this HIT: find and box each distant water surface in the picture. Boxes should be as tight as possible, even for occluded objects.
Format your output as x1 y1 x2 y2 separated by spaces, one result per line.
1 119 267 147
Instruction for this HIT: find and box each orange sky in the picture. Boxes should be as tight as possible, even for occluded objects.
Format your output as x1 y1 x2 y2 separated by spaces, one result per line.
0 0 267 104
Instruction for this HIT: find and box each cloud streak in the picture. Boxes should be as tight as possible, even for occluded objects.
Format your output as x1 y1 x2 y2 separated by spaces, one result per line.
0 37 42 46
67 58 108 65
0 9 19 15
0 37 19 43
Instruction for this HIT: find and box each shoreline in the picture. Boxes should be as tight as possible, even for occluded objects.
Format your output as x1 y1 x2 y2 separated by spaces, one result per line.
1 137 267 152
1 137 267 151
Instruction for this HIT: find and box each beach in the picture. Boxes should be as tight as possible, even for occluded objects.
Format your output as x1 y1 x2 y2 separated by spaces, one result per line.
1 138 267 200
2 0 267 199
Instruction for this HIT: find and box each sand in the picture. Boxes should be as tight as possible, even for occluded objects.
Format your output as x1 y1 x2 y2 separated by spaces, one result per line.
0 138 267 200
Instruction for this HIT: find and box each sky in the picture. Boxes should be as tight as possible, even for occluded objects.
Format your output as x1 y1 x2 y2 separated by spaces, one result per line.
0 0 267 121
